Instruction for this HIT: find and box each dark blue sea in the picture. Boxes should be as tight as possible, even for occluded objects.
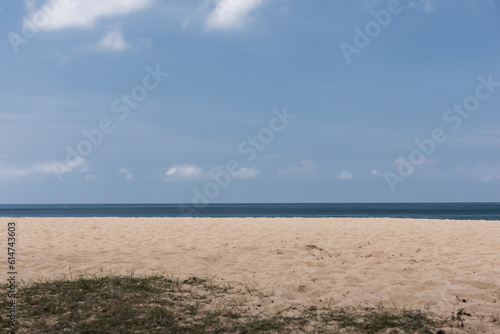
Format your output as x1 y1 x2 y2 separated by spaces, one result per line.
0 203 499 220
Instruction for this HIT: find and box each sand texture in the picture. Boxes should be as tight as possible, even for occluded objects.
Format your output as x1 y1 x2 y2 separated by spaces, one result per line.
1 217 499 333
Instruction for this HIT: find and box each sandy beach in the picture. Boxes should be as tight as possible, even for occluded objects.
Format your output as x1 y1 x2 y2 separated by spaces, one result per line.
2 217 499 332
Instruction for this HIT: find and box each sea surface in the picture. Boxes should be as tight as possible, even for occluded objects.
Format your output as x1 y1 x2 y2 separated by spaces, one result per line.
0 203 499 220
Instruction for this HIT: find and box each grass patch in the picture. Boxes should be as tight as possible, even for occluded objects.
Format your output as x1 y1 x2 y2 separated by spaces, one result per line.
312 305 440 333
0 273 467 333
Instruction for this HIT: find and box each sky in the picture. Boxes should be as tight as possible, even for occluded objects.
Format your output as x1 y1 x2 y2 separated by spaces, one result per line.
0 0 499 204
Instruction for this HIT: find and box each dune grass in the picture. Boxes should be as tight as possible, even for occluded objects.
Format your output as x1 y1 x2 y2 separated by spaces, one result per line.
0 273 462 333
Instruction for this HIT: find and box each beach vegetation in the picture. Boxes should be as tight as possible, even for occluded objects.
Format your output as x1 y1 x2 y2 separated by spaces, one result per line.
0 273 488 333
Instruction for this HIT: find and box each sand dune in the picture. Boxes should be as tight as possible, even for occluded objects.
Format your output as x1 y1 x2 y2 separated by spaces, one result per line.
2 217 499 332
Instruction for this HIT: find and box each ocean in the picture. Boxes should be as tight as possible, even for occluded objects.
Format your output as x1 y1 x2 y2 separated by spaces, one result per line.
0 203 499 220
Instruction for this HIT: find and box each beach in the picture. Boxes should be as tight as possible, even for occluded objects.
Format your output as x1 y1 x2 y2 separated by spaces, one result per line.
2 217 500 332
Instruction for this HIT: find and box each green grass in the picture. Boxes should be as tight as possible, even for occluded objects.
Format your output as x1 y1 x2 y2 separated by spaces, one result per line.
0 273 475 333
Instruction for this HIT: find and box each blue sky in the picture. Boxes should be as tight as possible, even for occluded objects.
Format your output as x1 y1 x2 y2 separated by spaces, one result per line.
1 0 499 204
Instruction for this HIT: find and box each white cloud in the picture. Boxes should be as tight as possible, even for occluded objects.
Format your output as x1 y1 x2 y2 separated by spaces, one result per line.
118 168 134 180
95 30 129 51
206 0 263 30
24 0 154 31
371 169 383 177
232 167 260 179
336 170 354 180
209 165 260 180
0 166 31 180
165 164 203 181
85 174 97 182
278 160 316 178
0 158 87 181
165 164 260 182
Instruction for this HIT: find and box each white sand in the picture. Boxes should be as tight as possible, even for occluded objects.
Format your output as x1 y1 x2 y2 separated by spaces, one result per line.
2 217 499 332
